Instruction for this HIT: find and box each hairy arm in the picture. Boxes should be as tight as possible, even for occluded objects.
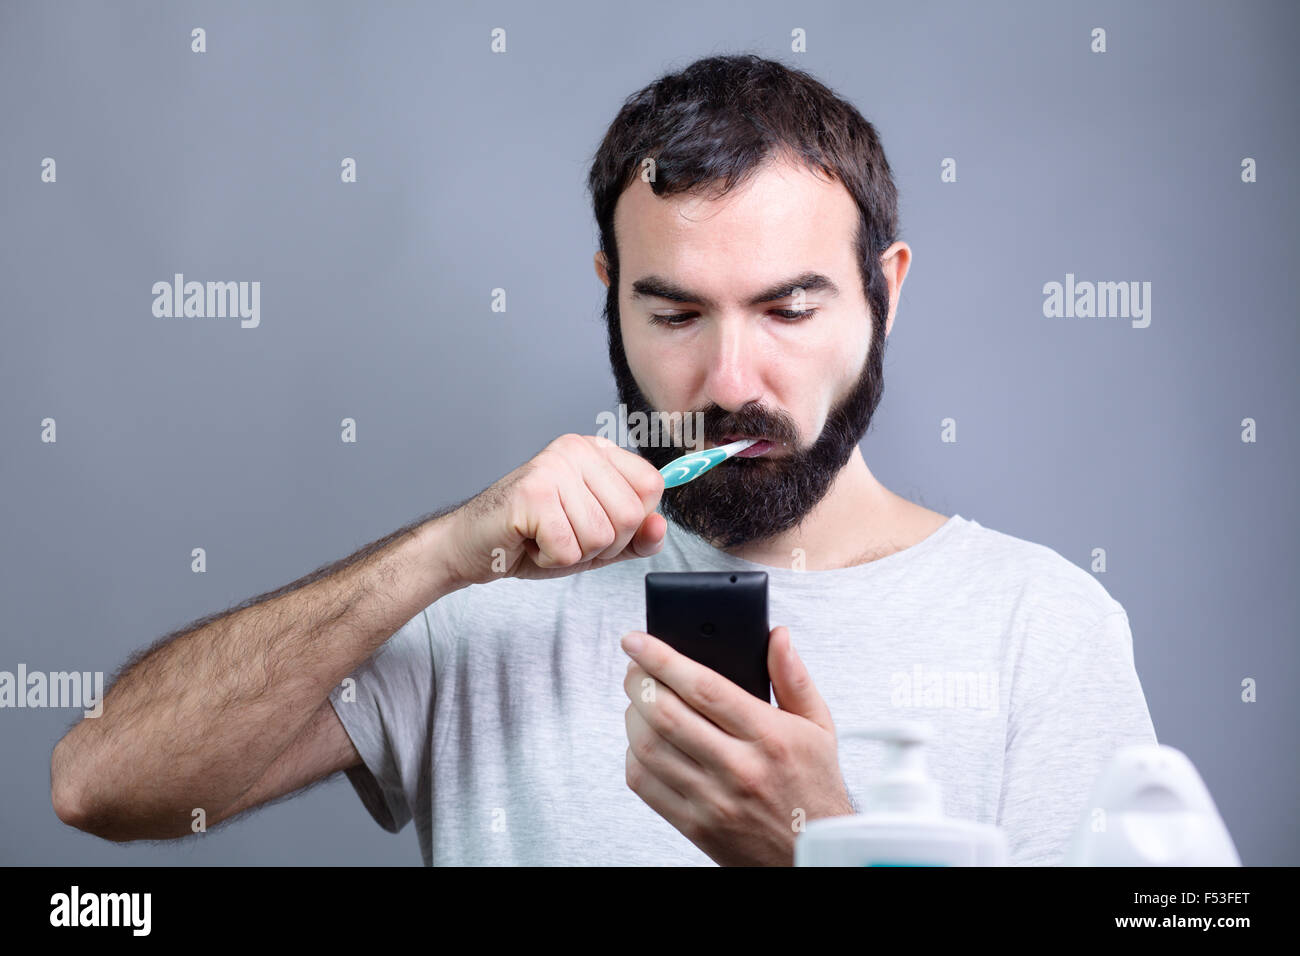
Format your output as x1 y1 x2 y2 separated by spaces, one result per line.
50 507 466 841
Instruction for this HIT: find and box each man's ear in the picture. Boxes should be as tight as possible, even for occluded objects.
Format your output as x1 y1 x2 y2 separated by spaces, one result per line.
879 241 911 339
594 251 611 288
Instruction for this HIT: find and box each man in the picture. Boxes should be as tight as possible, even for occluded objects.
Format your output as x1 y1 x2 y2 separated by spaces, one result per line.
51 54 1156 866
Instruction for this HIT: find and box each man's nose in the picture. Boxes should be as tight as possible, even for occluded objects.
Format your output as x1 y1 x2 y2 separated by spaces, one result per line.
701 316 764 412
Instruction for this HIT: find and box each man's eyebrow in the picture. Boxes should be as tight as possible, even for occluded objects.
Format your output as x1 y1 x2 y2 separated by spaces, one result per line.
629 272 841 309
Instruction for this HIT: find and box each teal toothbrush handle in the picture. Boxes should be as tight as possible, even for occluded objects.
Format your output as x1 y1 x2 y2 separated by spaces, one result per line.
658 438 759 488
659 447 731 488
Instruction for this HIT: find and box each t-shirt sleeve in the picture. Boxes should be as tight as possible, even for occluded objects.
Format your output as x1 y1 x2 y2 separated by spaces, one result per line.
998 607 1158 866
327 606 438 834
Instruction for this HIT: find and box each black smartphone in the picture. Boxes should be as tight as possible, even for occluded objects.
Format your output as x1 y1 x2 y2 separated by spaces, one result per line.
644 571 771 703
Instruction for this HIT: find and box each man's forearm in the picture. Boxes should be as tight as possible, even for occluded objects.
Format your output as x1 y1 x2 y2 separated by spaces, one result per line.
50 507 465 839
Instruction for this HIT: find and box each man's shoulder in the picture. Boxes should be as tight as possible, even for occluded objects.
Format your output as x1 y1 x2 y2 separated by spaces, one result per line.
951 516 1125 623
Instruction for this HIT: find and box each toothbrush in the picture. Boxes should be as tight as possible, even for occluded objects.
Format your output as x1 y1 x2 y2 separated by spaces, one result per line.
659 438 760 488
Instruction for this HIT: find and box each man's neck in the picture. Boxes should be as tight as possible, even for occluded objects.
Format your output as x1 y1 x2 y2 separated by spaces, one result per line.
713 447 944 571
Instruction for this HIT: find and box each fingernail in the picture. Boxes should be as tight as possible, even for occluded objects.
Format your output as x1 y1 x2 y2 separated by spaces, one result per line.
622 632 645 655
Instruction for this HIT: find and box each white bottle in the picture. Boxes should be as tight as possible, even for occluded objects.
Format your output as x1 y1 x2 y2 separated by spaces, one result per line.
1063 743 1241 865
795 721 1008 866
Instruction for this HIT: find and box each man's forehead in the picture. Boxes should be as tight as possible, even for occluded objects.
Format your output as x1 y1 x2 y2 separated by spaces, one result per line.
612 156 857 263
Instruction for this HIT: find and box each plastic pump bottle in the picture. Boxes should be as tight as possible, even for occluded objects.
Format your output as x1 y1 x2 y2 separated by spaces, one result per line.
795 721 1008 866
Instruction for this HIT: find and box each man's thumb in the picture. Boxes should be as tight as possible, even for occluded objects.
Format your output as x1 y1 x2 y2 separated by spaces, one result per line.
769 626 833 731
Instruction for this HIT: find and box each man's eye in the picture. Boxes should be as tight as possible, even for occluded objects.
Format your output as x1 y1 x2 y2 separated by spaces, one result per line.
649 309 817 327
649 313 696 327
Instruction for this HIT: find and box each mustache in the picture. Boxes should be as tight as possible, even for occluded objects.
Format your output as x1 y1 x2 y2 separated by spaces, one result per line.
699 406 799 447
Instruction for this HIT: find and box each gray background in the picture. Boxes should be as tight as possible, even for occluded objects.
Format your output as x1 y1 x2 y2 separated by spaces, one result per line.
1 0 1296 866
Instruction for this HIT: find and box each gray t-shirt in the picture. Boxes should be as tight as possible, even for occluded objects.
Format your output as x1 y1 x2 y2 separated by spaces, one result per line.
327 513 1157 866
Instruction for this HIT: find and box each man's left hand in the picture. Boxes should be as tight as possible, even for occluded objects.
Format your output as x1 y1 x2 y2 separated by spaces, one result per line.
621 625 853 866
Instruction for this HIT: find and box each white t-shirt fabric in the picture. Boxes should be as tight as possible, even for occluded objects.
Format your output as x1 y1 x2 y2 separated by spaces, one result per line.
327 512 1157 865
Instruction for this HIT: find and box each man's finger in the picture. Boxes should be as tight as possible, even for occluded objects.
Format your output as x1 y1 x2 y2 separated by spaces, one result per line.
622 630 769 742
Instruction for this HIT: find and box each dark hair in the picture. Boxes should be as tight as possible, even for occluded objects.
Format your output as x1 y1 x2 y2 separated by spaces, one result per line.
586 53 901 365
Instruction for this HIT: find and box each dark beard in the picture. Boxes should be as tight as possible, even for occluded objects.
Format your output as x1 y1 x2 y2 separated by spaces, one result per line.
605 299 886 551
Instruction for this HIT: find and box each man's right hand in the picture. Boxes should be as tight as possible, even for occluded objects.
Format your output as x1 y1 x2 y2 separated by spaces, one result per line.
443 434 668 585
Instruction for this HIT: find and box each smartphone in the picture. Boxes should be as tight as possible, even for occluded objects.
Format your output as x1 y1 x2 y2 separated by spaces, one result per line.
644 571 771 702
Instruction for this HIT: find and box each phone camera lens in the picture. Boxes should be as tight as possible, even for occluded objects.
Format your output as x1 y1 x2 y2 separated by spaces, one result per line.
729 575 737 583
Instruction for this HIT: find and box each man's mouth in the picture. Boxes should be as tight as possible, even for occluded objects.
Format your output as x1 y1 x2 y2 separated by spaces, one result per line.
708 434 787 458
